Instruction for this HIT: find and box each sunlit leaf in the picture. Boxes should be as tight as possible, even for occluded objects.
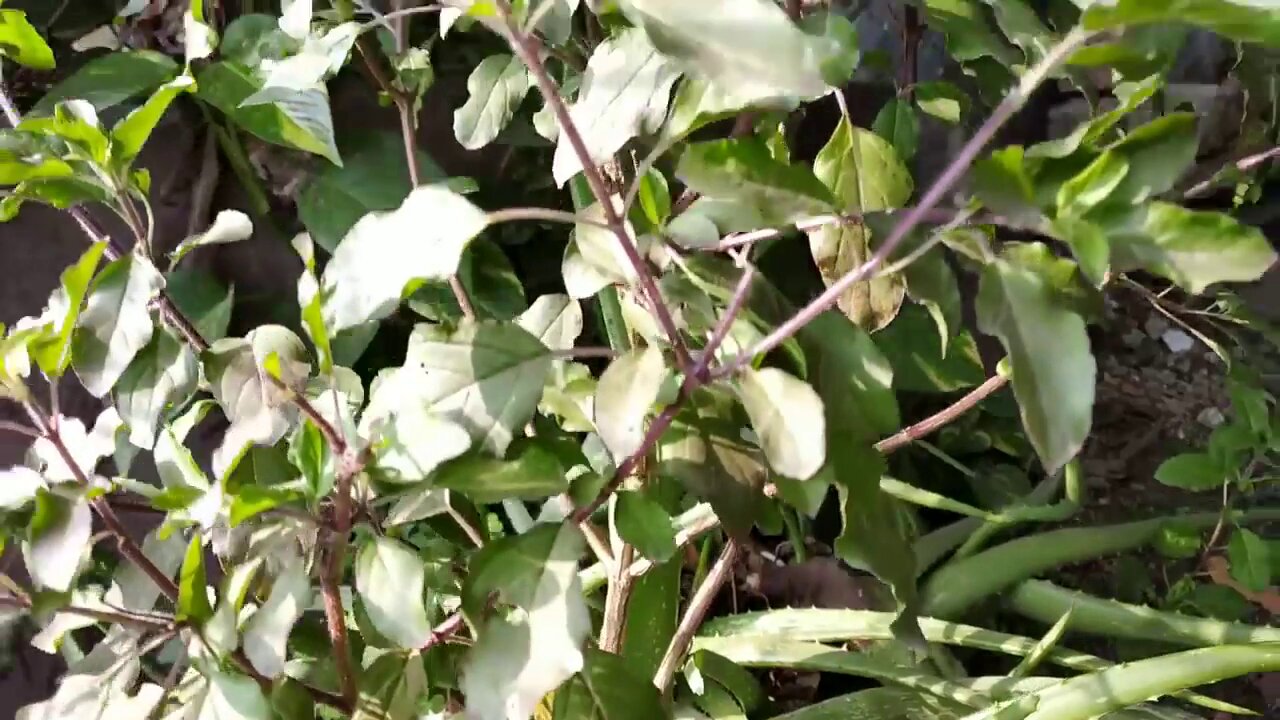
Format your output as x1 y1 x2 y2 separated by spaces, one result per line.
736 367 826 481
196 61 340 164
454 53 532 151
243 561 312 677
25 494 91 592
432 442 567 503
170 210 255 266
72 253 165 397
28 241 107 377
678 138 834 226
111 74 196 166
115 328 199 450
517 294 584 352
594 345 666 462
0 9 54 69
355 536 432 649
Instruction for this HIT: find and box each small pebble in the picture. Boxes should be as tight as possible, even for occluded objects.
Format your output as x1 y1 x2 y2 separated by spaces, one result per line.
1121 329 1146 349
1145 316 1170 338
1162 329 1195 353
1197 407 1226 428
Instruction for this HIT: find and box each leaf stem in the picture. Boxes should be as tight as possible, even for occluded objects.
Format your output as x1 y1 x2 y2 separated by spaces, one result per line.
493 0 693 371
711 28 1093 379
0 594 175 630
485 206 605 228
874 374 1010 454
653 540 740 692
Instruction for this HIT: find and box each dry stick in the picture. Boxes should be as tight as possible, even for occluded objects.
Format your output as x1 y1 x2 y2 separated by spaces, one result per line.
712 28 1092 381
874 374 1010 454
599 543 635 653
653 540 740 693
494 0 692 372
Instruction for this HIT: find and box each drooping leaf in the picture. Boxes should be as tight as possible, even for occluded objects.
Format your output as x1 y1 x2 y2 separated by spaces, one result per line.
431 441 568 503
976 244 1095 474
594 345 666 462
25 494 91 592
677 138 834 226
1110 203 1278 294
615 489 678 563
115 328 199 450
0 9 54 69
170 210 255 266
243 561 312 677
736 367 826 481
320 185 489 333
454 53 531 151
195 60 340 164
72 253 165 397
552 28 680 186
462 523 590 720
355 536 432 649
297 131 473 252
32 50 179 115
404 320 552 456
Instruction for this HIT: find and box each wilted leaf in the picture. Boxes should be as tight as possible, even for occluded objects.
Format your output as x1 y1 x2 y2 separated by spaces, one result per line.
594 345 666 462
73 254 165 397
977 244 1095 474
736 367 826 480
552 28 680 186
170 210 255 266
321 185 489 333
454 54 531 151
355 536 432 649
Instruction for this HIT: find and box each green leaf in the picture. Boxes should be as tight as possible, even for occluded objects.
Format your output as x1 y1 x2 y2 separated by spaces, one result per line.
1155 523 1203 560
166 267 234 343
1046 216 1109 287
902 248 963 355
0 466 45 510
563 197 647 298
170 210 255 266
242 562 311 677
736 367 826 481
677 138 834 226
432 441 568 503
1083 0 1280 49
0 10 54 70
404 320 552 456
291 233 332 375
189 668 273 720
462 523 590 720
976 244 1095 474
178 533 215 622
1111 202 1278 295
202 325 310 476
553 648 670 719
663 73 800 142
914 81 968 123
1055 150 1129 216
767 687 967 720
25 494 91 592
195 61 340 164
872 99 919 162
115 329 199 450
594 345 666 462
32 50 179 116
621 0 843 102
29 241 107 376
1228 528 1270 593
320 185 489 333
72 254 165 397
971 146 1039 225
354 536 432 649
1105 112 1198 204
297 131 471 253
517 294 584 351
552 28 680 185
111 75 196 167
637 168 672 228
406 237 527 323
352 653 428 720
615 489 678 563
454 53 531 151
366 394 472 486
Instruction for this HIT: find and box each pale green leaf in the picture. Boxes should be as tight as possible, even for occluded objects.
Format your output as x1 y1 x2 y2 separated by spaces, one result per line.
355 536 432 649
384 485 452 527
914 81 968 123
454 54 531 151
0 466 45 510
367 401 472 484
405 320 552 456
206 557 264 657
462 523 590 720
663 73 800 142
677 138 834 226
110 75 196 166
976 244 1095 474
29 241 108 377
1105 112 1198 203
243 562 312 677
171 210 255 266
321 185 489 333
517 294 584 351
242 23 359 105
0 10 54 70
1083 0 1280 49
31 411 121 483
552 28 680 185
736 367 826 480
1228 528 1270 593
1055 151 1129 216
191 668 273 720
72 254 165 397
292 233 332 374
25 495 91 592
352 653 428 720
196 61 340 164
115 329 199 450
594 345 666 462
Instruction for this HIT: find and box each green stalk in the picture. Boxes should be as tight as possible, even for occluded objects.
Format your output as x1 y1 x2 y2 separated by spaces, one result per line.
920 508 1280 619
964 643 1280 720
1007 579 1280 647
568 174 632 352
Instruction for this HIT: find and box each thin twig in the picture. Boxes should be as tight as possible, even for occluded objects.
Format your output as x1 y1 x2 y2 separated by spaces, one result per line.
711 29 1092 380
875 375 1010 454
420 608 468 651
653 540 739 692
494 0 692 371
485 206 604 228
0 419 39 438
448 505 487 548
0 595 174 630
